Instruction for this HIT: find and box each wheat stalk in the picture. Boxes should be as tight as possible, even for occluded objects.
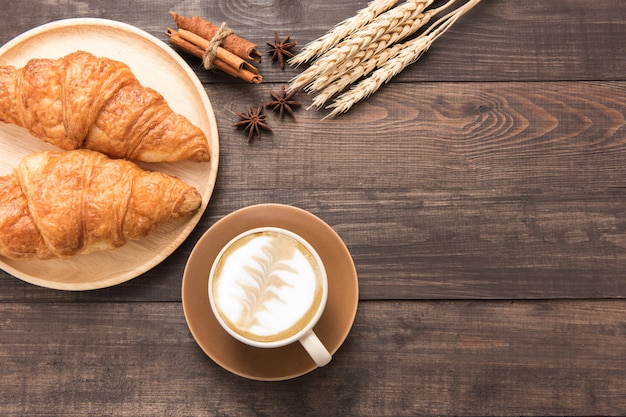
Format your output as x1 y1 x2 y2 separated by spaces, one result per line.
288 0 398 67
308 6 443 97
289 0 432 93
325 0 482 118
310 43 404 109
309 1 458 107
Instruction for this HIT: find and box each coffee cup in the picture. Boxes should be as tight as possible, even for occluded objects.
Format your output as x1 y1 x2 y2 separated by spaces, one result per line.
208 227 332 367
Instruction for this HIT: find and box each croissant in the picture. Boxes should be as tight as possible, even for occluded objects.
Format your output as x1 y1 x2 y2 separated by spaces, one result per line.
0 50 210 162
0 149 202 259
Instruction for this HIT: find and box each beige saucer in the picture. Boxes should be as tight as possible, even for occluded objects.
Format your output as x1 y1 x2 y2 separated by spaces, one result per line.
182 204 359 381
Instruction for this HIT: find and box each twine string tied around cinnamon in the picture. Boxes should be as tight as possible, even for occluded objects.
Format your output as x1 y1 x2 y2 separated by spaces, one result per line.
202 22 234 70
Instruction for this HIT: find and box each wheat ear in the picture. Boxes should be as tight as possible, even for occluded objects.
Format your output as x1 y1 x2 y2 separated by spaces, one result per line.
289 0 432 93
288 0 398 67
325 0 482 118
308 8 438 97
309 0 457 105
310 43 403 110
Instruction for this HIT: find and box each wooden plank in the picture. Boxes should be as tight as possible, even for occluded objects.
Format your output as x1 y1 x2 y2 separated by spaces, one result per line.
1 184 625 301
2 80 625 192
210 81 626 190
0 300 624 416
2 1 626 84
173 0 626 83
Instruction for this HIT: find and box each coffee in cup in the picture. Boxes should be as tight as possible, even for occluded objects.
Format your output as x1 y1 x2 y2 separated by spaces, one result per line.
209 227 331 367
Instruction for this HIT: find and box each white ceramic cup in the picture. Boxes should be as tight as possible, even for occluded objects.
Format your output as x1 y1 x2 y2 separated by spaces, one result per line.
208 227 332 367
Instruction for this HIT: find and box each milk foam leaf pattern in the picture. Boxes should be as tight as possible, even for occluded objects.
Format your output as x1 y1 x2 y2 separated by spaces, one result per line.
235 240 297 331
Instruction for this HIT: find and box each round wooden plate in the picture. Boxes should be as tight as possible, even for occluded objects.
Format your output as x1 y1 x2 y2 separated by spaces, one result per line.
182 204 359 381
0 18 219 290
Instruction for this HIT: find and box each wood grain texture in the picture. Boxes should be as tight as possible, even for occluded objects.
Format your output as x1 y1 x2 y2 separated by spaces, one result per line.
172 0 626 83
1 185 624 301
207 81 626 189
3 0 626 84
1 301 624 416
0 1 625 415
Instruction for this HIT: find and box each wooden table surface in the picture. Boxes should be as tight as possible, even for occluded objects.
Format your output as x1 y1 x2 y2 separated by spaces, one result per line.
1 1 625 415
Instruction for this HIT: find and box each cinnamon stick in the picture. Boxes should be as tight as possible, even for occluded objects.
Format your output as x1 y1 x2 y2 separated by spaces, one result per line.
169 11 262 63
177 28 259 75
166 28 262 84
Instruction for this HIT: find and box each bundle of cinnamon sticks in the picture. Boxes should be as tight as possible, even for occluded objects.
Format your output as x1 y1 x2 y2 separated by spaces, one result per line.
167 12 262 83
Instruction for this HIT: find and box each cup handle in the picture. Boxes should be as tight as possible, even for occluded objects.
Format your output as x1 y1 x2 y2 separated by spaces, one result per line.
299 330 332 367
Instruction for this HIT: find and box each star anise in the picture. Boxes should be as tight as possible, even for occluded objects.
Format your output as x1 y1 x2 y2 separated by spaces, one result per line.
266 85 301 119
266 32 297 69
232 104 272 142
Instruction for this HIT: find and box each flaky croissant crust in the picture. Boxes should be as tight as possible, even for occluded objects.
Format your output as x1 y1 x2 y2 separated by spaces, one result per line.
0 149 202 259
0 51 210 162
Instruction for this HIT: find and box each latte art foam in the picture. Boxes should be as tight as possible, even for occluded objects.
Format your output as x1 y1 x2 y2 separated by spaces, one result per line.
211 231 324 343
